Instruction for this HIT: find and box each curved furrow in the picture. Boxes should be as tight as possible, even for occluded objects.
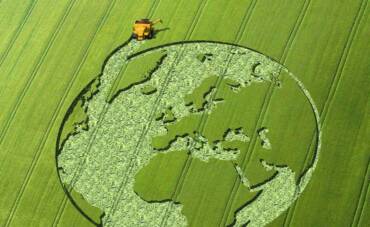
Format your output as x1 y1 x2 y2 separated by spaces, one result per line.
219 0 312 225
2 0 78 225
54 1 163 225
105 1 211 225
157 1 261 226
0 0 76 163
163 44 238 226
283 0 369 226
2 0 122 226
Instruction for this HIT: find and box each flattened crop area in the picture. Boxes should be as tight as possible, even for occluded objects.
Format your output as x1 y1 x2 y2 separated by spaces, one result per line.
0 0 369 227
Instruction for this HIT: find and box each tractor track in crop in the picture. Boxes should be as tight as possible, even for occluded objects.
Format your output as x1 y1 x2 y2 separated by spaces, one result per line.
288 0 370 178
157 2 251 225
2 0 77 225
105 3 160 100
0 0 37 68
0 0 76 169
165 0 260 225
104 1 210 225
161 47 236 227
106 0 162 101
158 0 215 222
53 0 163 225
219 0 312 225
350 159 370 227
2 1 121 226
3 0 127 226
155 0 261 225
283 0 368 226
164 24 252 226
60 1 162 187
54 1 163 226
52 0 145 224
0 0 76 170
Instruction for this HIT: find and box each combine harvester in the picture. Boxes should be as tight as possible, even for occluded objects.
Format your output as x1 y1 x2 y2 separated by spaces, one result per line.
132 19 162 41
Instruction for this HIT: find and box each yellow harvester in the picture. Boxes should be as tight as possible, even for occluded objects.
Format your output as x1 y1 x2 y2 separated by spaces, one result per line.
132 19 162 41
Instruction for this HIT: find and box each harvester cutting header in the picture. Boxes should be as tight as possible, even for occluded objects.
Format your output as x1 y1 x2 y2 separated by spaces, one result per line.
132 19 162 41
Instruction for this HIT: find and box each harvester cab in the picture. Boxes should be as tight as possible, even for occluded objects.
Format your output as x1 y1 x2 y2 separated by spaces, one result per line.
132 19 162 41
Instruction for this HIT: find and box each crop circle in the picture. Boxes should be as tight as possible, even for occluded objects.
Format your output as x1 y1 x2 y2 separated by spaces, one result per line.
56 40 321 227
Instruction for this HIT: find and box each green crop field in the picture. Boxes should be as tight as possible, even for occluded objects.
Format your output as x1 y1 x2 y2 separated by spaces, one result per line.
0 0 369 226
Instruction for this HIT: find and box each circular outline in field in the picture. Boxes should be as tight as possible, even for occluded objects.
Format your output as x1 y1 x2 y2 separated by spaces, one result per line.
55 38 321 226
